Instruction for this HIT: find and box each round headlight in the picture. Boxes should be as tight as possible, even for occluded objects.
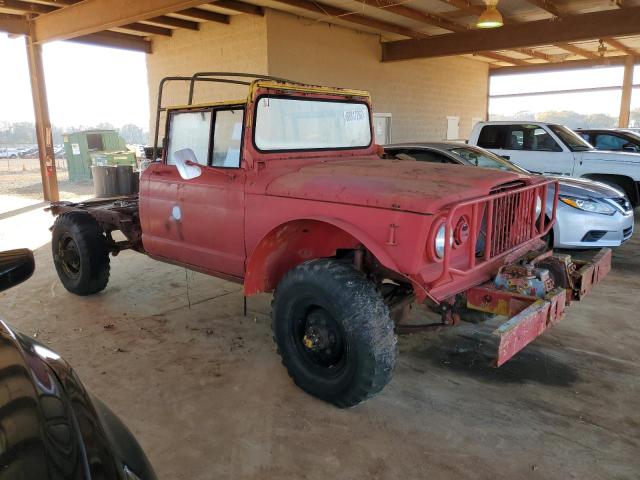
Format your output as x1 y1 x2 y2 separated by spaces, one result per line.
535 195 543 218
434 223 453 259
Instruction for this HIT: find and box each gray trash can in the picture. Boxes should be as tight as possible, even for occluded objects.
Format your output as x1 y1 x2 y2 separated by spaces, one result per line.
91 165 118 198
115 165 135 195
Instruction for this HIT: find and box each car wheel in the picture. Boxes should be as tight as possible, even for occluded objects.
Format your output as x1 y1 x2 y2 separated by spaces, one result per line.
52 212 110 295
272 259 397 408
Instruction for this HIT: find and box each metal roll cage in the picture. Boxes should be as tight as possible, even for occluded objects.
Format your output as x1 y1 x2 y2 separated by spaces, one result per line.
151 72 298 161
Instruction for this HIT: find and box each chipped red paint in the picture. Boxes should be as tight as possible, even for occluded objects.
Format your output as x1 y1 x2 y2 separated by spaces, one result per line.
466 248 610 366
51 79 612 371
572 248 612 299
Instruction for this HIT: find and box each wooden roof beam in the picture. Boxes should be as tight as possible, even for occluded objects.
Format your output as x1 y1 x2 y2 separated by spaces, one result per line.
478 52 529 66
355 1 467 33
437 0 483 16
554 43 600 60
0 0 56 14
554 42 599 60
31 0 211 42
382 7 640 62
438 0 597 61
0 0 172 36
491 55 639 75
0 12 28 35
120 22 172 36
523 0 564 18
174 7 229 24
514 47 551 62
71 31 152 52
270 0 428 39
361 0 546 63
604 37 639 56
210 0 263 16
142 15 199 30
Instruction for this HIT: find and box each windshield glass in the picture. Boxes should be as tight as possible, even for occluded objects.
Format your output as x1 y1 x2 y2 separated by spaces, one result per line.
254 96 372 151
548 124 593 152
449 147 530 174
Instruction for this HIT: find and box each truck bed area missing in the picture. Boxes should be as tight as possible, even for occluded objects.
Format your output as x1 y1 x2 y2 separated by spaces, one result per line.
48 196 142 254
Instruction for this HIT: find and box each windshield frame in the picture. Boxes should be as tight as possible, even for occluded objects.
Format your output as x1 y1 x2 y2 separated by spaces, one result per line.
252 94 373 154
448 145 531 175
548 124 593 152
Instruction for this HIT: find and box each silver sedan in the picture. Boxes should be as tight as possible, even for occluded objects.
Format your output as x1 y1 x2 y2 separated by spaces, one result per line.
384 142 634 249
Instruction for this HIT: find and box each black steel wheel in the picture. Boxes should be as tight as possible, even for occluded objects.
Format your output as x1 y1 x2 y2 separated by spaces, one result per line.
272 259 397 408
52 212 110 296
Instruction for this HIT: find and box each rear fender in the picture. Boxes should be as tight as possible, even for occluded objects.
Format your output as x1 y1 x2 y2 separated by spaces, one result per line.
244 217 401 295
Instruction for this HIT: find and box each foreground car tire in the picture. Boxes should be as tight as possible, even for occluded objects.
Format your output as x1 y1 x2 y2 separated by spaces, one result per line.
272 259 397 408
52 212 110 295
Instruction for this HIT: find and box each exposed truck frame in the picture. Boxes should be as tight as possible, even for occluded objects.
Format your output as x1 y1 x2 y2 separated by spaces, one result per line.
48 73 611 407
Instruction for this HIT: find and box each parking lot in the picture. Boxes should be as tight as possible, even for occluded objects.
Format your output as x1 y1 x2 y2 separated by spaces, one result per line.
2 208 638 480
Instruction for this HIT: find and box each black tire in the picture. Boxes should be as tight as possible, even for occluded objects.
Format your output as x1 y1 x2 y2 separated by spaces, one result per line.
596 178 638 208
271 259 397 408
541 216 554 249
52 212 110 296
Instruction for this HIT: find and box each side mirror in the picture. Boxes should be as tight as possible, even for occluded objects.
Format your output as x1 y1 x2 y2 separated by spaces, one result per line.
173 148 202 180
0 249 35 293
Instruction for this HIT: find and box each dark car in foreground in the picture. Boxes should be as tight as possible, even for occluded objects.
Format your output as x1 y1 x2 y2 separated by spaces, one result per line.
0 249 155 480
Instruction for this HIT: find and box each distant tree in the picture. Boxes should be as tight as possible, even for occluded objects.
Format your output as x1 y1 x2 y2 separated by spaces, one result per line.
536 111 586 128
95 122 116 131
583 113 617 128
489 110 536 121
119 124 148 144
8 122 37 145
51 125 65 144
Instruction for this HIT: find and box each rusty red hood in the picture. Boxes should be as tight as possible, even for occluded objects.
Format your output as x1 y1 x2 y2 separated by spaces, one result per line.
265 158 534 214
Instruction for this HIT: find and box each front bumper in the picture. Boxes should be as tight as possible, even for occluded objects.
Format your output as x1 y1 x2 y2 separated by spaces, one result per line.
466 248 612 366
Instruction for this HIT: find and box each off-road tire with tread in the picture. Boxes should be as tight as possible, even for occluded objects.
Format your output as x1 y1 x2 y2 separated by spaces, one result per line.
52 212 110 296
271 259 397 408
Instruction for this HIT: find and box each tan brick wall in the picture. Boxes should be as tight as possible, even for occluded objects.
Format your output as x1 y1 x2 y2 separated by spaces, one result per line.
146 9 488 143
265 10 488 143
145 14 268 134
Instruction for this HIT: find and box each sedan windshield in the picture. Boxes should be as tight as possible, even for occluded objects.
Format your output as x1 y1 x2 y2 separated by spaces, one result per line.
548 125 593 152
449 147 530 174
254 96 372 151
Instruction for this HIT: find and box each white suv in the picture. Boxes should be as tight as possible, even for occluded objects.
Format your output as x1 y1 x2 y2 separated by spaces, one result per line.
469 121 640 207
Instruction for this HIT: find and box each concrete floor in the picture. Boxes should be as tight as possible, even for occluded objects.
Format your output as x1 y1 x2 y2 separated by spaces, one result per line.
1 211 639 480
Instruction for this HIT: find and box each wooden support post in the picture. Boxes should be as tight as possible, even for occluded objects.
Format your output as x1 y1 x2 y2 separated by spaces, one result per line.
25 33 59 202
619 55 635 128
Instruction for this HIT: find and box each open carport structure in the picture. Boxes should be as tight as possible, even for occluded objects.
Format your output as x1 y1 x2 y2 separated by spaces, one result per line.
1 0 640 201
1 2 640 479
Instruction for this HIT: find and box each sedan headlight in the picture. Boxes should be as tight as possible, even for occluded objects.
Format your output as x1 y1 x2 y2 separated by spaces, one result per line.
434 223 453 259
559 195 616 215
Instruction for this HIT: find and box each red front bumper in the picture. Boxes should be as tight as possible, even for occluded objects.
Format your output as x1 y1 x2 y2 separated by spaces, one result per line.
466 248 612 367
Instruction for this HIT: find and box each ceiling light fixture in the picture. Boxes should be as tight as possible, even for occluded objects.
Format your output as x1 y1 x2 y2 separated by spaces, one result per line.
477 1 504 29
597 39 607 57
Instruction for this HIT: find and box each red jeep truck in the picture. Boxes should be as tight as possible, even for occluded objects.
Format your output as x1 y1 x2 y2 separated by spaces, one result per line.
48 73 611 407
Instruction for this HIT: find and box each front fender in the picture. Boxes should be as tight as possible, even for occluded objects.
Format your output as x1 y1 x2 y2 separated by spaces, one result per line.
243 216 402 296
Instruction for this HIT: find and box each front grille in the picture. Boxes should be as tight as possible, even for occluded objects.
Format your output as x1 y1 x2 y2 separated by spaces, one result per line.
581 230 607 242
490 181 526 195
488 187 538 257
611 197 632 213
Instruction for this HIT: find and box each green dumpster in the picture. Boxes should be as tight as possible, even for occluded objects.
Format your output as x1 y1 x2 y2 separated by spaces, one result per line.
63 130 136 181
